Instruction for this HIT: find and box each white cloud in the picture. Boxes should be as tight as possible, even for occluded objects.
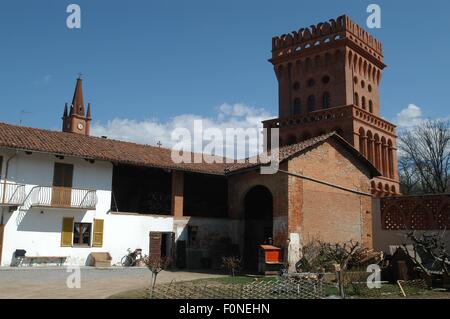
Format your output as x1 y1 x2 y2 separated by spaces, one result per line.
91 103 274 159
395 104 423 128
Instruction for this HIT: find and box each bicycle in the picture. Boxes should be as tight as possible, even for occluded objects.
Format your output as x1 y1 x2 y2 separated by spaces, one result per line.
121 248 144 267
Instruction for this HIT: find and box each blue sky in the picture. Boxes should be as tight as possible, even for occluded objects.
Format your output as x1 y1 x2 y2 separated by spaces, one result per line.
0 0 449 144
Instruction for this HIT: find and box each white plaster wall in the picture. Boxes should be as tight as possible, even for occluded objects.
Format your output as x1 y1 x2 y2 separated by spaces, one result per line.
104 213 173 265
0 150 174 266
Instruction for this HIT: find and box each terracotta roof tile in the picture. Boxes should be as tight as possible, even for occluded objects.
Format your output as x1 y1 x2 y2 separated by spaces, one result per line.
0 122 380 177
225 132 381 176
0 122 227 175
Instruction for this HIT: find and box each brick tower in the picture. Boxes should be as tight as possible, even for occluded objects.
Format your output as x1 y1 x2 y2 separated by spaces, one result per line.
62 77 92 136
263 15 399 196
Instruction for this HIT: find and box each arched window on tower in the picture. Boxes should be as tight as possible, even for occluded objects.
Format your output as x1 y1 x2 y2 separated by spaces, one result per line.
354 93 359 106
362 96 366 110
369 100 373 113
307 95 315 112
293 98 301 115
322 92 330 108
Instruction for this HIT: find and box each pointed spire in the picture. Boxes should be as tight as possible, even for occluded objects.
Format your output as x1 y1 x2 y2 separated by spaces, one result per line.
63 103 68 117
86 103 91 119
71 77 85 116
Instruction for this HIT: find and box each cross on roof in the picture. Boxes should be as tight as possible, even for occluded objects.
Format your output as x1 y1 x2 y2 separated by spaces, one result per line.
157 141 162 147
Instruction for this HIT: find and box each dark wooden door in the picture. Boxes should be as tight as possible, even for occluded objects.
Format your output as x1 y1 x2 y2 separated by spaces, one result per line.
52 163 74 207
149 232 162 259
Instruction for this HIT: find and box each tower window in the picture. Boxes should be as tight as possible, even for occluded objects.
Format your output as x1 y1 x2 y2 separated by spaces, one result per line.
354 93 359 106
369 100 373 113
307 78 315 87
368 84 372 92
354 77 358 85
322 75 330 84
293 98 301 115
293 82 300 91
322 93 330 108
307 95 316 112
361 80 365 89
362 96 366 110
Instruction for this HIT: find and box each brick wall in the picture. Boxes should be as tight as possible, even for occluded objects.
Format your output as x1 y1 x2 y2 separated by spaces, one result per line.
228 139 374 263
287 139 373 247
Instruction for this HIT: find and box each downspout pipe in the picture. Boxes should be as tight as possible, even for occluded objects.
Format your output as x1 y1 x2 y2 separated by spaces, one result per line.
1 151 18 225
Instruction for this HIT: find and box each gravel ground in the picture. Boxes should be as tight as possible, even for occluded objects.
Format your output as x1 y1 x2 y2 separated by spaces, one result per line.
0 267 224 299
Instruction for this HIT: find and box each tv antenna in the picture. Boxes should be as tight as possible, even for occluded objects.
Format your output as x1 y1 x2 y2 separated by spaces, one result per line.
19 110 33 125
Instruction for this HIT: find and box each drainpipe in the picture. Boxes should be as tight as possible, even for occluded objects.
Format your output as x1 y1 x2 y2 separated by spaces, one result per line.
1 151 18 225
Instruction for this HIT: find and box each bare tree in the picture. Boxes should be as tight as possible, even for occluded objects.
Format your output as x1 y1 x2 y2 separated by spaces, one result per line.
404 231 449 276
399 119 450 194
297 240 375 272
398 156 421 195
221 256 241 277
143 255 171 298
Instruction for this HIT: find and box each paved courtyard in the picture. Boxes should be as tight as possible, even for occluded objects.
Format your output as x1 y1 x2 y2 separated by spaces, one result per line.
0 267 224 299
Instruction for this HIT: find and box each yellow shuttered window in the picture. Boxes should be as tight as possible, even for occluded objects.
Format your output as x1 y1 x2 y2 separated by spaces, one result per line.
61 217 74 247
92 219 104 247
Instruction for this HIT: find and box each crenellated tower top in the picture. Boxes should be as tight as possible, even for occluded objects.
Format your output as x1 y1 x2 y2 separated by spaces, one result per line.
271 15 384 68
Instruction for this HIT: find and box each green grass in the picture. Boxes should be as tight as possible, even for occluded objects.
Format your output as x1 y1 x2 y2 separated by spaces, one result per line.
108 275 276 299
191 275 276 285
108 289 150 299
108 276 450 299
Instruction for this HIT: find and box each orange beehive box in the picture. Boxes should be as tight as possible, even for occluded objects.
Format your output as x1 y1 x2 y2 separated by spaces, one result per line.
259 245 281 263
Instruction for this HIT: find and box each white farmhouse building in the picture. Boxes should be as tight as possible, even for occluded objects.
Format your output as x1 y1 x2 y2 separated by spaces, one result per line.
0 78 380 270
0 78 233 267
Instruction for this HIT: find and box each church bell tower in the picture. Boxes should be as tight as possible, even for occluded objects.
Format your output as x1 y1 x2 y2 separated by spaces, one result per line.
62 76 91 135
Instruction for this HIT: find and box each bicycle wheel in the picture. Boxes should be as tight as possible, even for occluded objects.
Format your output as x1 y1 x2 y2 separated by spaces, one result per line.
121 255 133 267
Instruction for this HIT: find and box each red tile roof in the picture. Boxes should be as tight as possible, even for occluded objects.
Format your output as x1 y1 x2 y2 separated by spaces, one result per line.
0 122 227 175
225 132 381 177
0 122 380 177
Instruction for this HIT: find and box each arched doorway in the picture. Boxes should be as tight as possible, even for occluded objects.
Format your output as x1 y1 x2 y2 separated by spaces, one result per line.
243 185 273 270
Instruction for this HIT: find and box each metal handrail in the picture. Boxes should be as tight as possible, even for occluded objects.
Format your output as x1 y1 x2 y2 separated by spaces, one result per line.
0 182 26 206
29 186 97 209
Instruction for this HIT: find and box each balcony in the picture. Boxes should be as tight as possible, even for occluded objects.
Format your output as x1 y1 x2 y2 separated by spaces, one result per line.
263 104 396 135
0 182 26 206
29 186 97 210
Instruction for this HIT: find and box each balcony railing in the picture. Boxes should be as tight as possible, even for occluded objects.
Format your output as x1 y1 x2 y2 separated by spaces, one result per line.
263 104 396 134
0 182 26 206
29 186 97 210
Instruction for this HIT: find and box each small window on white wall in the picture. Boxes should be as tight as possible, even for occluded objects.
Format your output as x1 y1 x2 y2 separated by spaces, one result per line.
73 222 92 246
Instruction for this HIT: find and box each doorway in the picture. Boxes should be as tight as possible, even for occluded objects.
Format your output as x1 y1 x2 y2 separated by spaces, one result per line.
243 185 273 270
52 163 74 207
149 231 174 260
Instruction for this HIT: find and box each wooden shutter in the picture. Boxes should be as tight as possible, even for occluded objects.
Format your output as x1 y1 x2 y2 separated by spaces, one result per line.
61 217 74 247
92 219 104 247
